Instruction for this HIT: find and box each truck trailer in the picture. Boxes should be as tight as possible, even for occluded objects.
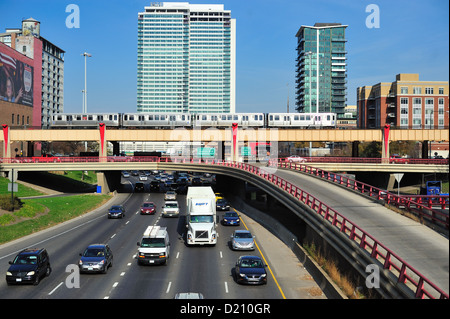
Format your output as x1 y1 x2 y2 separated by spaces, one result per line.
185 186 217 246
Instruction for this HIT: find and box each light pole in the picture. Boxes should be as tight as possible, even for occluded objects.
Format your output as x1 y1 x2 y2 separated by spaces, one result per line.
82 52 92 113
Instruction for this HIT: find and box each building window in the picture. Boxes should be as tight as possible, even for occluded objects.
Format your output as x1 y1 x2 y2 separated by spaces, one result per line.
401 87 408 94
413 87 422 94
425 87 434 94
438 87 444 94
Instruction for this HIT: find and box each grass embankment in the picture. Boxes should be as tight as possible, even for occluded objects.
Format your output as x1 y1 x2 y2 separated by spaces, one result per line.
0 174 111 245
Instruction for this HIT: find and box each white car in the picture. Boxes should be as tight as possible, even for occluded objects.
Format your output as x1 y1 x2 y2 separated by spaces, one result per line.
164 191 177 201
286 155 307 163
162 201 179 217
139 174 148 181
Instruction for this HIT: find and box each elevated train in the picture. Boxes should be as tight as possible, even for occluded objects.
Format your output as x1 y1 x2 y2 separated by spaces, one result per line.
51 112 336 129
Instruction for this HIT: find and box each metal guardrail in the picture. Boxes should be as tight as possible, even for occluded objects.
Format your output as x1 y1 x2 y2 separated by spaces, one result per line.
1 155 448 298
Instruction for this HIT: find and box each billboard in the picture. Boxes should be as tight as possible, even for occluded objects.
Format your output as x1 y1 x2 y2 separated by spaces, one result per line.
0 51 34 107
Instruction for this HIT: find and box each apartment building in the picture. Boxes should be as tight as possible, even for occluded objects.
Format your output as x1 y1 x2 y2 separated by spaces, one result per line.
357 73 449 129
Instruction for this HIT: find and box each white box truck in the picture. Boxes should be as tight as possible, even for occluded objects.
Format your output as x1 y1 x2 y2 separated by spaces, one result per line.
185 186 217 246
137 226 170 265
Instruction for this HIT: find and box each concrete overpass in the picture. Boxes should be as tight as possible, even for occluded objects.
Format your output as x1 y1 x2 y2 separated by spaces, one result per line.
1 125 449 160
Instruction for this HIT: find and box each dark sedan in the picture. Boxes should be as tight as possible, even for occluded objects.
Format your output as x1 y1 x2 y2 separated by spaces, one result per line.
108 205 125 219
79 244 113 274
234 255 267 285
140 202 156 215
216 198 230 211
222 211 240 225
6 248 51 285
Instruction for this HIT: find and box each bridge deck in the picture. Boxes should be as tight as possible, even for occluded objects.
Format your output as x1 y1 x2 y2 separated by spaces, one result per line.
272 167 449 296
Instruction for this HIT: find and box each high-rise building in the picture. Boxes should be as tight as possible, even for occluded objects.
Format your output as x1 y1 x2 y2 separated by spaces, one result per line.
357 73 449 129
137 2 235 114
295 23 348 116
0 18 64 129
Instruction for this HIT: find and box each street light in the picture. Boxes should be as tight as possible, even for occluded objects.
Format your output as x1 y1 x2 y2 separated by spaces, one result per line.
82 52 92 113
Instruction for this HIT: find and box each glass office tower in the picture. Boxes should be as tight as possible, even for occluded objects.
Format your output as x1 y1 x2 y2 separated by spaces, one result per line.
295 23 347 117
137 2 235 113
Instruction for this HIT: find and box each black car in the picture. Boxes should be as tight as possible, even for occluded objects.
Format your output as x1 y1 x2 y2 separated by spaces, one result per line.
234 255 267 285
108 205 125 219
216 198 230 211
135 182 145 192
79 244 113 274
6 248 51 285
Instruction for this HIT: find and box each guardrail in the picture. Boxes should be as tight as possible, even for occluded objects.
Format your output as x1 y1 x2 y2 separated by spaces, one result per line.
1 155 448 298
279 156 449 165
275 160 449 231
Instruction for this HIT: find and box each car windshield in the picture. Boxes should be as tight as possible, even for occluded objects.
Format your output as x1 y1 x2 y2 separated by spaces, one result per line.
217 199 228 204
225 212 237 217
83 248 105 257
13 255 38 264
235 232 252 239
189 215 213 223
111 206 121 210
240 258 263 268
141 238 165 247
142 203 154 208
165 203 178 208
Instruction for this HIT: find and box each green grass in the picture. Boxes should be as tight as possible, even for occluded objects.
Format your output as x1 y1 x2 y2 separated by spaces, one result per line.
0 194 111 244
0 177 45 197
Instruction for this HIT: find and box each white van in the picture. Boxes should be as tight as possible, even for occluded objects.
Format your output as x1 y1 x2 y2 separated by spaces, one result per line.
137 226 170 265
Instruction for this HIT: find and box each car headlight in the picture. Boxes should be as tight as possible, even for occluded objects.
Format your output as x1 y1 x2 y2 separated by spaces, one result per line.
98 260 105 265
239 273 246 277
260 274 267 278
27 271 35 276
6 272 12 276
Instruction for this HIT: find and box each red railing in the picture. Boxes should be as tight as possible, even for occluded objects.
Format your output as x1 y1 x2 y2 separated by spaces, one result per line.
1 155 448 298
275 160 449 230
212 160 448 299
278 156 449 165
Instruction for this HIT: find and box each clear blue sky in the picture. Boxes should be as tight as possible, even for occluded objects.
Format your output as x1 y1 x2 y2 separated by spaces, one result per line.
1 0 448 114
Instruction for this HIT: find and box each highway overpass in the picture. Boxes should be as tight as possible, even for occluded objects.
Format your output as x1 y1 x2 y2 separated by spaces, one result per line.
1 157 448 299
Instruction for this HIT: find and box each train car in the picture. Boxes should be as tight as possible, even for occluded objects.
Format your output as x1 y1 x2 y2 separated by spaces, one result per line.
312 113 336 128
267 112 336 128
194 113 264 128
267 113 315 128
51 113 121 128
122 113 191 128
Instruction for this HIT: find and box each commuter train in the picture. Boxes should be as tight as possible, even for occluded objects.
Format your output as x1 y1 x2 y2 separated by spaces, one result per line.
50 112 336 129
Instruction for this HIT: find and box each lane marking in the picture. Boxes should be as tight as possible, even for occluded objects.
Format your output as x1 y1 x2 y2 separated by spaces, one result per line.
166 281 172 294
120 272 125 276
176 252 180 259
220 251 223 258
111 233 116 239
48 282 64 295
239 213 286 299
224 281 229 293
113 282 119 288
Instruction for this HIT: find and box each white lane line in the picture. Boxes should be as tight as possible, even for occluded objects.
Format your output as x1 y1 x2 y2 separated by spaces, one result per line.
48 282 64 295
166 282 172 294
176 252 180 259
220 251 223 258
111 233 116 239
104 296 109 299
127 262 132 266
224 281 229 293
113 282 119 288
126 221 130 225
120 272 125 276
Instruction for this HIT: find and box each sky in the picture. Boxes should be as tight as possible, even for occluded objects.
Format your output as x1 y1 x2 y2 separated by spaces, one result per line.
0 0 448 114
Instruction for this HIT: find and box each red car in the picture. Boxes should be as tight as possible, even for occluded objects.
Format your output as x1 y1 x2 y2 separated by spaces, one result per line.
140 202 156 215
389 154 408 164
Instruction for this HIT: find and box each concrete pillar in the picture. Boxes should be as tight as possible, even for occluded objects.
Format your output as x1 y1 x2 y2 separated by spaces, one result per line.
2 124 11 159
99 123 107 162
422 140 429 159
352 141 359 157
381 124 390 163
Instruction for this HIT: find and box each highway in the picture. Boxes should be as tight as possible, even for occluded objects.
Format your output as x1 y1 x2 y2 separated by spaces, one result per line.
0 173 325 300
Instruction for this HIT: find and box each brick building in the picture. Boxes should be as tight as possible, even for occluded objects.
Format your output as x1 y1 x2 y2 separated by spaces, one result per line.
357 73 449 129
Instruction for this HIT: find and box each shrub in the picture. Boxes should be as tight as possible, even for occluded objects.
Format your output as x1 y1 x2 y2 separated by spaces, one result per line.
0 194 23 211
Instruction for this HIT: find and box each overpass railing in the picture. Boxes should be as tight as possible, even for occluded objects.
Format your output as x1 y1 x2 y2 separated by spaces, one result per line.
275 160 449 231
1 155 448 298
212 160 448 299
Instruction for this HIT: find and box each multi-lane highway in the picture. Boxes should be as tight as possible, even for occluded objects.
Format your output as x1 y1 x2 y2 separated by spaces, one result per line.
0 172 325 300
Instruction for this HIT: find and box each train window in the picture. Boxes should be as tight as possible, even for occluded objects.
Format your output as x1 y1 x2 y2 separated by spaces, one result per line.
181 115 185 120
274 115 279 121
306 116 310 120
98 115 103 121
202 115 207 120
233 115 238 121
67 115 72 121
161 115 166 120
212 115 217 121
169 116 175 121
57 115 62 120
269 115 273 121
130 115 135 121
327 115 330 120
294 115 299 121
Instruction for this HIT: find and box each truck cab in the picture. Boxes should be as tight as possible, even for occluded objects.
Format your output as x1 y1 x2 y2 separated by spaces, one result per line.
137 226 170 265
